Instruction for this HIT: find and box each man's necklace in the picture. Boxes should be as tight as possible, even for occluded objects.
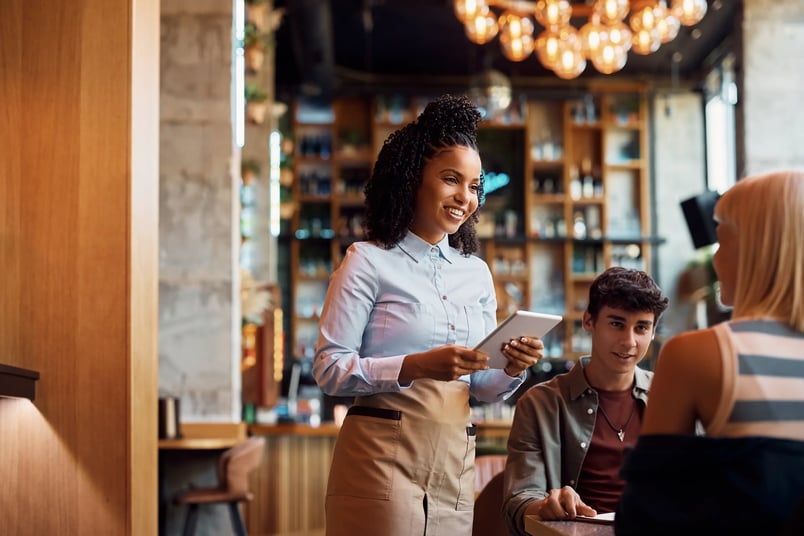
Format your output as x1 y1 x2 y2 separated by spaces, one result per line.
597 401 637 442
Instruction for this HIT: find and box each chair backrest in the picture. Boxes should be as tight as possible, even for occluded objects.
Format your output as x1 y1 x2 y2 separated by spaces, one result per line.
474 454 507 495
783 494 804 536
472 472 508 536
217 436 266 499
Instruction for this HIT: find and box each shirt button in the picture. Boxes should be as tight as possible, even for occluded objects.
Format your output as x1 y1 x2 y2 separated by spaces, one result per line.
442 295 447 300
587 408 594 415
580 442 587 449
450 324 455 330
569 479 576 485
431 247 437 253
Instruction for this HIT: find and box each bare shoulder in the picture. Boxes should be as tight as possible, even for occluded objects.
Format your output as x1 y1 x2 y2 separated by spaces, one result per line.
643 327 722 434
656 327 720 373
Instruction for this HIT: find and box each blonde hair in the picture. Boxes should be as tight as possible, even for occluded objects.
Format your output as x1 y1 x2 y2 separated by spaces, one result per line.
714 170 804 331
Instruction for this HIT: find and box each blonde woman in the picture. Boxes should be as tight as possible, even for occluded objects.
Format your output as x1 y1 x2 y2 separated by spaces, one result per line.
616 170 804 535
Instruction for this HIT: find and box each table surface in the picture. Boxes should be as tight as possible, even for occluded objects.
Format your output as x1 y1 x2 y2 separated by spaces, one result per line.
158 437 241 450
525 515 615 536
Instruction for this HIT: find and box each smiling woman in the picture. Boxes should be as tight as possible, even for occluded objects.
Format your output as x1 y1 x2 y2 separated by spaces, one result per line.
311 94 546 535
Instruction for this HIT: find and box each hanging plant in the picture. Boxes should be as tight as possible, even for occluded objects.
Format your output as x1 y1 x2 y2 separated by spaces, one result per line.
241 159 261 185
245 0 269 30
245 84 269 124
243 23 266 72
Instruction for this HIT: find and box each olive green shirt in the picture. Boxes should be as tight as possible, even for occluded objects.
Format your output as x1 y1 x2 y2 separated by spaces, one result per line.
503 358 652 536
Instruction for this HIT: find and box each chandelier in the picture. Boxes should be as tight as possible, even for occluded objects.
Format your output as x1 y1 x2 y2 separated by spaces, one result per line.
453 0 708 79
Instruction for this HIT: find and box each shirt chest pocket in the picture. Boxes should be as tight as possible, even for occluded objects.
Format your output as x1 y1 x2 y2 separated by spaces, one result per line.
458 304 485 348
366 303 437 354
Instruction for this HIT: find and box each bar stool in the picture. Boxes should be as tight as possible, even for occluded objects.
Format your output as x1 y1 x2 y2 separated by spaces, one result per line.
173 436 266 536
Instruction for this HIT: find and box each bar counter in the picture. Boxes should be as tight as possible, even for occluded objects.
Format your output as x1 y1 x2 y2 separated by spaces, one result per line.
245 421 511 536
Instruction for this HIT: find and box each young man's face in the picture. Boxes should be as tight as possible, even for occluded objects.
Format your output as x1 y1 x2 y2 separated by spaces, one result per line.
583 305 655 377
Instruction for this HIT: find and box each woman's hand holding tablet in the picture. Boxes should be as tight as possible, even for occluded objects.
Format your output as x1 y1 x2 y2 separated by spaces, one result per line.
474 311 563 369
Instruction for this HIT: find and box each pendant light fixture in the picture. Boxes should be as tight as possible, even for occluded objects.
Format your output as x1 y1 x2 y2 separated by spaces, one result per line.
453 0 708 79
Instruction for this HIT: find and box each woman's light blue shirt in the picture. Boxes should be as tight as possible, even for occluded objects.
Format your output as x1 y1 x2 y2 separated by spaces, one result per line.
313 232 524 403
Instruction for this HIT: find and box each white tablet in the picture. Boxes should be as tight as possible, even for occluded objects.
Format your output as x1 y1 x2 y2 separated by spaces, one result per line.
475 310 563 369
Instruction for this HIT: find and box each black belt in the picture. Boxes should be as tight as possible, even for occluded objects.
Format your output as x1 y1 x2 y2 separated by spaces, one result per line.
347 405 401 420
347 406 477 436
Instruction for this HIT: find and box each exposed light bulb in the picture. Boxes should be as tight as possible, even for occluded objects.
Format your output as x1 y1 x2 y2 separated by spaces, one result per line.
500 11 535 61
465 6 498 44
608 22 633 52
453 0 485 24
597 0 629 24
592 43 627 74
672 0 708 26
535 29 562 70
632 28 660 55
534 0 572 28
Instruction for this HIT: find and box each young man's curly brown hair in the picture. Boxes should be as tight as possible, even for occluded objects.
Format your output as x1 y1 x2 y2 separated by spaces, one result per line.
587 266 670 324
363 94 485 255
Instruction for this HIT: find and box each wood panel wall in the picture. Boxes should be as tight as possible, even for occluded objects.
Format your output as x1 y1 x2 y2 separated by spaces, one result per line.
247 435 336 535
0 0 159 534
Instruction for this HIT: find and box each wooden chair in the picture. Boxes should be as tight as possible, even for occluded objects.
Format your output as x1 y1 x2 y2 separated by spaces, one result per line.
783 495 804 536
472 471 508 536
174 436 266 536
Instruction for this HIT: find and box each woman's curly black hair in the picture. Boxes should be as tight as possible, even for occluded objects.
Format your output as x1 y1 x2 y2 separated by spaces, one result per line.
363 94 485 255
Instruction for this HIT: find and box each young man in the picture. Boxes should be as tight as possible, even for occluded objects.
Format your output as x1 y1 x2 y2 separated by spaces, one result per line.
503 267 669 535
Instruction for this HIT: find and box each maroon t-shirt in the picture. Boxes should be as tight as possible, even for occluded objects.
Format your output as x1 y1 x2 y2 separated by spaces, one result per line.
575 389 643 513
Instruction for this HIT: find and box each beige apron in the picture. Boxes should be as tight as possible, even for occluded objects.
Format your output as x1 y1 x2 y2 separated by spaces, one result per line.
325 378 477 536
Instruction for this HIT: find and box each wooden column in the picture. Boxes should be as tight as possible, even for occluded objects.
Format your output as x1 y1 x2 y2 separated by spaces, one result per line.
0 0 160 534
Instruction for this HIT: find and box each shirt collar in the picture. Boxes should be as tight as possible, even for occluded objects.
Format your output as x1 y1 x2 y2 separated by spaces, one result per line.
566 356 651 400
567 358 593 400
397 232 454 264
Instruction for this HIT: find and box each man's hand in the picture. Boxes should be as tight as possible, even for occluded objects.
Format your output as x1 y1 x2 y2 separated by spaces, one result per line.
531 486 597 520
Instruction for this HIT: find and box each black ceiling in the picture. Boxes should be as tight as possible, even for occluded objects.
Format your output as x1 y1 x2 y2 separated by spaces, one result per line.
273 0 740 99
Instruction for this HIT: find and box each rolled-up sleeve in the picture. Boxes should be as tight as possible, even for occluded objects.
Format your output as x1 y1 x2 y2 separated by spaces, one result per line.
504 391 552 535
313 246 407 397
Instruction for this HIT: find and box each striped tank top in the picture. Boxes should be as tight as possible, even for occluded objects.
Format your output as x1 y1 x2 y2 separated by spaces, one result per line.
708 319 804 441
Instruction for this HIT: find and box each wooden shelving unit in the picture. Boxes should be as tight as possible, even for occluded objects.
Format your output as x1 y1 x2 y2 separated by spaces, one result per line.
285 85 654 363
289 97 374 360
522 86 653 359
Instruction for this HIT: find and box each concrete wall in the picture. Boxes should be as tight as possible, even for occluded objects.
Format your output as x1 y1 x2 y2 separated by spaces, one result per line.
650 92 708 338
159 0 241 422
650 0 804 339
741 0 804 175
